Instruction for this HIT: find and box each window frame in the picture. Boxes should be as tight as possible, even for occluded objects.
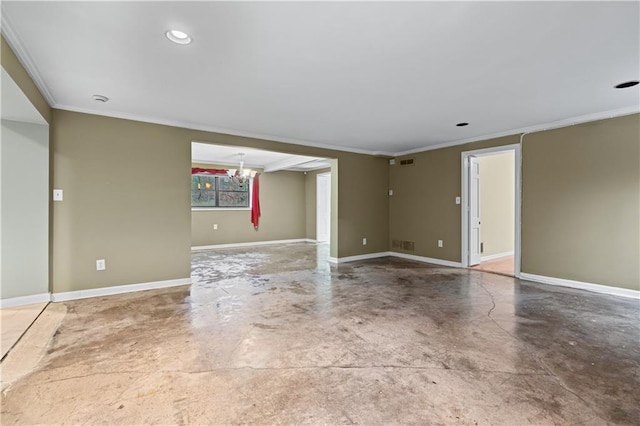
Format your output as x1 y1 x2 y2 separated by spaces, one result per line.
191 173 252 211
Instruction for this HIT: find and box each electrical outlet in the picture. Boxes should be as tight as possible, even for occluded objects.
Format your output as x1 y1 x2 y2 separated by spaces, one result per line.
438 240 443 248
362 238 367 245
53 189 63 201
96 259 106 271
213 224 218 230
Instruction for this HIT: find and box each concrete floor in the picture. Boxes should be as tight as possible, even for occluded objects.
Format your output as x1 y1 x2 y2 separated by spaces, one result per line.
1 243 638 424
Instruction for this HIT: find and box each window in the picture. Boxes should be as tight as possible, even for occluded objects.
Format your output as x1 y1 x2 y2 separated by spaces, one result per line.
191 174 250 208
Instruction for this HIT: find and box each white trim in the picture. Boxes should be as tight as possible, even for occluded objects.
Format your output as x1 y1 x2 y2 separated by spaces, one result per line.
191 238 315 251
389 252 462 268
0 292 50 309
520 273 640 300
53 104 394 157
481 251 514 262
328 251 463 267
393 106 639 157
461 144 521 278
328 252 390 264
0 15 56 105
51 278 191 302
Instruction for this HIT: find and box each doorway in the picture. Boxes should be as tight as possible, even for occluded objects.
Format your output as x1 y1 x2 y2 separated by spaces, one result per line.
316 173 331 243
461 144 521 277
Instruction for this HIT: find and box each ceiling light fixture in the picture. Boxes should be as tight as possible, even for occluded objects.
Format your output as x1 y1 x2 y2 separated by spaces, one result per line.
456 122 469 127
165 29 192 45
227 153 256 185
92 94 109 103
614 80 639 89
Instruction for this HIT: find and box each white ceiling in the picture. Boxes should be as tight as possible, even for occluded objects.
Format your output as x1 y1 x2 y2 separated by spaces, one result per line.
1 68 47 125
2 2 638 155
192 142 330 172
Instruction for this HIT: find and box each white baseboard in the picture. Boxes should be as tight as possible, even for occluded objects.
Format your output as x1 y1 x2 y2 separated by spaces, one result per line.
192 238 315 251
328 252 390 264
389 252 463 268
519 272 639 299
328 251 463 268
51 278 191 302
481 251 514 262
0 292 51 309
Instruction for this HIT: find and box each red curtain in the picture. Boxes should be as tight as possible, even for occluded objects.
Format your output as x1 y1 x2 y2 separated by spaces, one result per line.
191 167 228 175
251 173 261 229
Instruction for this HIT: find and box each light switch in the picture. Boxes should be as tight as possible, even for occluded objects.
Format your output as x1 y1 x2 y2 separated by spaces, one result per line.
455 196 461 205
388 189 394 196
213 224 218 230
53 189 63 201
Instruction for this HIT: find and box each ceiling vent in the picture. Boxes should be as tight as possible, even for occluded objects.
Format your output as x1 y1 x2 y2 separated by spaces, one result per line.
399 158 414 166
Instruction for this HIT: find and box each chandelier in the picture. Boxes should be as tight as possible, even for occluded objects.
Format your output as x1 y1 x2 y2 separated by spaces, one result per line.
228 153 255 185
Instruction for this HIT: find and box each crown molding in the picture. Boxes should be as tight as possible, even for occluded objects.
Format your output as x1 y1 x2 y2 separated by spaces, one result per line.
0 12 56 106
53 104 396 157
392 105 640 157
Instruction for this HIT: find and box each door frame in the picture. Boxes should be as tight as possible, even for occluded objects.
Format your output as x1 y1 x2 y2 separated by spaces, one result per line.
316 172 331 243
461 143 521 276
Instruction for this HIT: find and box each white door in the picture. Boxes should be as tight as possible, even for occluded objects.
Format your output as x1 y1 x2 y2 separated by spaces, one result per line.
316 174 331 243
469 157 481 266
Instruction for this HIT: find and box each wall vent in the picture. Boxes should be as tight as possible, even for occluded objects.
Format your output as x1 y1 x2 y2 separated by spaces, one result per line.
392 240 415 251
402 241 415 251
399 158 414 166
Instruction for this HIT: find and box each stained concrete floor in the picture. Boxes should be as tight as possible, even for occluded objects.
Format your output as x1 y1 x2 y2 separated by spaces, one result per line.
1 242 639 424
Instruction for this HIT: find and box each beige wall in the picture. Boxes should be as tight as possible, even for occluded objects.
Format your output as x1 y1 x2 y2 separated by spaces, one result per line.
522 114 639 290
304 168 331 240
191 164 306 246
51 110 192 292
391 115 639 290
51 110 389 292
1 36 51 123
390 135 519 262
338 154 389 257
478 151 515 257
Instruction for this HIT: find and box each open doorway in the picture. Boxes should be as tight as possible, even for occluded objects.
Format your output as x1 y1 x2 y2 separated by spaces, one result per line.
316 172 331 244
190 142 334 252
461 144 521 277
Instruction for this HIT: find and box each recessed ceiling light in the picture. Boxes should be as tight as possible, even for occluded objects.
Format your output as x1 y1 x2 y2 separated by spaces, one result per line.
92 94 109 103
456 122 469 127
166 29 192 45
614 80 639 89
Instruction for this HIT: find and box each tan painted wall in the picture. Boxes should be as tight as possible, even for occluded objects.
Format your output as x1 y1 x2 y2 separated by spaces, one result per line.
304 168 331 240
338 154 389 257
1 36 51 123
390 114 639 290
522 114 639 290
390 135 519 262
478 151 514 257
51 110 388 292
191 164 306 246
51 110 192 292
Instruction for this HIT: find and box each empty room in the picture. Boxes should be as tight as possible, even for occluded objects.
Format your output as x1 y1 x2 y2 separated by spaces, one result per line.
0 2 638 425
